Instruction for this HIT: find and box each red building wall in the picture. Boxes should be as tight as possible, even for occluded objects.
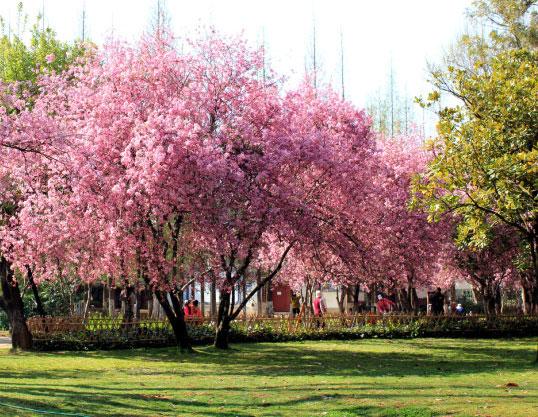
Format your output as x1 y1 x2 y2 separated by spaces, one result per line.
271 284 291 313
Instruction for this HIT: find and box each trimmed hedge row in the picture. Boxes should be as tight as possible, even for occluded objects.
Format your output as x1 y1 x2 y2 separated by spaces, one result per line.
31 315 538 351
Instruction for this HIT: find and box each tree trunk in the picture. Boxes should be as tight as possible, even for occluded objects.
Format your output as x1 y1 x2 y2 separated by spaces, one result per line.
521 286 529 314
154 289 192 352
215 317 231 350
121 285 135 325
147 289 153 317
450 283 457 304
406 274 419 314
370 283 377 312
242 278 247 317
215 290 231 349
103 283 109 314
256 270 263 316
481 285 497 317
306 280 314 315
210 277 217 319
528 234 538 313
200 279 205 317
27 266 46 317
397 288 410 312
495 285 502 315
352 284 361 313
336 285 346 314
0 257 32 350
108 283 115 317
409 287 419 314
83 283 91 318
135 288 142 320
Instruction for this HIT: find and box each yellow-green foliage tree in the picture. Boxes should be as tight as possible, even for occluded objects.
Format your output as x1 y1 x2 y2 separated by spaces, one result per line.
0 2 86 97
413 0 538 311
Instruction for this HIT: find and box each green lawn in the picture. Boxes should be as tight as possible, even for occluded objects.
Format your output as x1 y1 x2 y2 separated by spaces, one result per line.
0 338 537 417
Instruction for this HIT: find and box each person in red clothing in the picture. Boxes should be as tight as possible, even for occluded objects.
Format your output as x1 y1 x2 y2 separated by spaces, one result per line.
376 294 395 314
313 290 327 328
190 299 203 324
183 299 192 319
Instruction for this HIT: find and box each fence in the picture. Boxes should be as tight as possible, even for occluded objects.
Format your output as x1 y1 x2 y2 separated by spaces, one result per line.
27 313 538 346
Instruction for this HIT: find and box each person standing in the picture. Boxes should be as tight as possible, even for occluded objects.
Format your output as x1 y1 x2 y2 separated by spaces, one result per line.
290 291 301 318
183 299 192 319
191 299 203 324
431 288 445 315
313 290 327 328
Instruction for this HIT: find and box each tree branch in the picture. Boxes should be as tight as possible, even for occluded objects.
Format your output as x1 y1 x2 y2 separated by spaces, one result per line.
230 241 295 320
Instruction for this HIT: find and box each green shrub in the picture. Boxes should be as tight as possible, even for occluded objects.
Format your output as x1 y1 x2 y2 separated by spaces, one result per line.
31 315 538 351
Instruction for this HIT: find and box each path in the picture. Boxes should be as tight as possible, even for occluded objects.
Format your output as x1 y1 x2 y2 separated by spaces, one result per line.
0 336 11 349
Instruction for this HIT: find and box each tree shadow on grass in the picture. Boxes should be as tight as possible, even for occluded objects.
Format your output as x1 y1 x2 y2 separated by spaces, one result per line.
2 340 537 379
1 340 537 416
0 389 461 417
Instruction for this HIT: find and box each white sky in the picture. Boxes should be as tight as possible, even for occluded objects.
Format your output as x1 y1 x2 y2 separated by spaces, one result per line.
0 0 472 135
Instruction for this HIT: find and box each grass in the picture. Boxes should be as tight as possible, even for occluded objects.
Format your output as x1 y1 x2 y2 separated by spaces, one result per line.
0 338 537 417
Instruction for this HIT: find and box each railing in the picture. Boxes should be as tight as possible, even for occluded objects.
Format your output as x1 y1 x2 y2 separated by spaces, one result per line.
27 313 538 343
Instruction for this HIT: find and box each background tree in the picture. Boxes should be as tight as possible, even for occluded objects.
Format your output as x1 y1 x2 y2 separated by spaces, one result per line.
0 4 86 349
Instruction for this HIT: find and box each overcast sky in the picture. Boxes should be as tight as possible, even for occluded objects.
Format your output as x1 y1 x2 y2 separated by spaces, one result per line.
0 0 472 134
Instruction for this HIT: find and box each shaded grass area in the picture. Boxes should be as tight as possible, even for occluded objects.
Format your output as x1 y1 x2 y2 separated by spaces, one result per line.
0 338 537 417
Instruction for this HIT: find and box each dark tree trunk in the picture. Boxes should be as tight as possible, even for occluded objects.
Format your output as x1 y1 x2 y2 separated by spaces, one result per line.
241 278 247 317
27 266 46 317
495 285 502 315
200 279 205 317
0 257 32 350
210 277 217 319
215 290 231 349
352 284 361 313
256 270 263 316
215 317 231 350
406 274 419 314
481 285 497 317
409 287 419 314
154 289 192 352
121 284 135 326
135 288 142 320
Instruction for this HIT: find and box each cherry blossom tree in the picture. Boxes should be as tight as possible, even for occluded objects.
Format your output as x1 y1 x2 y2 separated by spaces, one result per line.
435 227 520 315
1 30 375 350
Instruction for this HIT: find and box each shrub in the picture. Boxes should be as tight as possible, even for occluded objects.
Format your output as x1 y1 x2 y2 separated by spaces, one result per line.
31 314 538 351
